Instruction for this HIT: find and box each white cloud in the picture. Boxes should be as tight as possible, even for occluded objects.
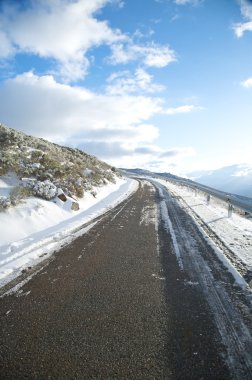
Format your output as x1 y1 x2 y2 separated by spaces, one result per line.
0 0 124 81
233 0 252 37
159 147 195 158
239 0 252 19
82 142 195 170
106 68 165 94
126 145 196 172
174 0 203 5
0 31 14 59
111 0 125 8
164 104 203 115
234 21 252 37
0 0 177 81
133 28 155 40
109 42 176 68
241 77 252 88
0 71 194 171
0 71 162 149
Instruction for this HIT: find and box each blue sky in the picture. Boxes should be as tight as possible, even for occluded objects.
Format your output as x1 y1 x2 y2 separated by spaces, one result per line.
0 0 251 174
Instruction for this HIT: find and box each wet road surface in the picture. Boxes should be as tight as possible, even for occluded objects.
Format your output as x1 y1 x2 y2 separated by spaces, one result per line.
1 180 251 379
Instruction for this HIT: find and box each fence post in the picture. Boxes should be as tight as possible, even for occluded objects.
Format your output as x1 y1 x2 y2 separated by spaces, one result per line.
228 203 233 218
206 194 210 205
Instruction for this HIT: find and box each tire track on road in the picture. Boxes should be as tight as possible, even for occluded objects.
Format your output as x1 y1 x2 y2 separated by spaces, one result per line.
155 181 252 379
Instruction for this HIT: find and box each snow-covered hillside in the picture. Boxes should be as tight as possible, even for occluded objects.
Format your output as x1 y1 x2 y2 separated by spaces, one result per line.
0 123 120 210
0 176 137 288
0 124 139 287
189 164 252 198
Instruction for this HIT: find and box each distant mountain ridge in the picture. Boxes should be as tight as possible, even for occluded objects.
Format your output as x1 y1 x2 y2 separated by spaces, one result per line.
121 168 181 181
188 164 252 198
123 165 252 198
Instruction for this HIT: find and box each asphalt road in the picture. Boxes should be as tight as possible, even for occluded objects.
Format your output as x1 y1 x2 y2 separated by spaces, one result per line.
1 180 251 379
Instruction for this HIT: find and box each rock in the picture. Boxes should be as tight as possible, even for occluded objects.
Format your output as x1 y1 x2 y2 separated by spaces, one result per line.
58 193 67 202
71 201 80 211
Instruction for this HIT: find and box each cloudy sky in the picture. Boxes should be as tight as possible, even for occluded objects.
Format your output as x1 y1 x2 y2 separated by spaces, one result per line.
0 0 251 174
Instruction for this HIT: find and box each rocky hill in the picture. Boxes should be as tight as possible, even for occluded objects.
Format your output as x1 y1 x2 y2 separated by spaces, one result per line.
0 123 120 210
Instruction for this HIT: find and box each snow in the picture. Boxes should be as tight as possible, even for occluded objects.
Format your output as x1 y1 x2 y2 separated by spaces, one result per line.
160 198 184 270
83 168 93 177
155 178 252 278
139 182 157 227
0 176 138 287
152 273 166 281
1 171 251 290
0 172 20 197
33 180 57 200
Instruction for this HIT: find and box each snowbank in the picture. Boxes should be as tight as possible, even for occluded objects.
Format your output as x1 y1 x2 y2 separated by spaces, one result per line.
0 177 138 287
155 178 252 275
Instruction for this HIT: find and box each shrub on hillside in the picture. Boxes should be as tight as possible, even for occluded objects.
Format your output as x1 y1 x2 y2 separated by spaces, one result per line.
0 196 11 210
9 186 33 206
33 180 57 200
0 124 120 203
75 186 84 198
0 166 7 176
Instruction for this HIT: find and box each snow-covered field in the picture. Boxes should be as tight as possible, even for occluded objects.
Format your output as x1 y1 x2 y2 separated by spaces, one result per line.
0 176 138 287
155 178 252 276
